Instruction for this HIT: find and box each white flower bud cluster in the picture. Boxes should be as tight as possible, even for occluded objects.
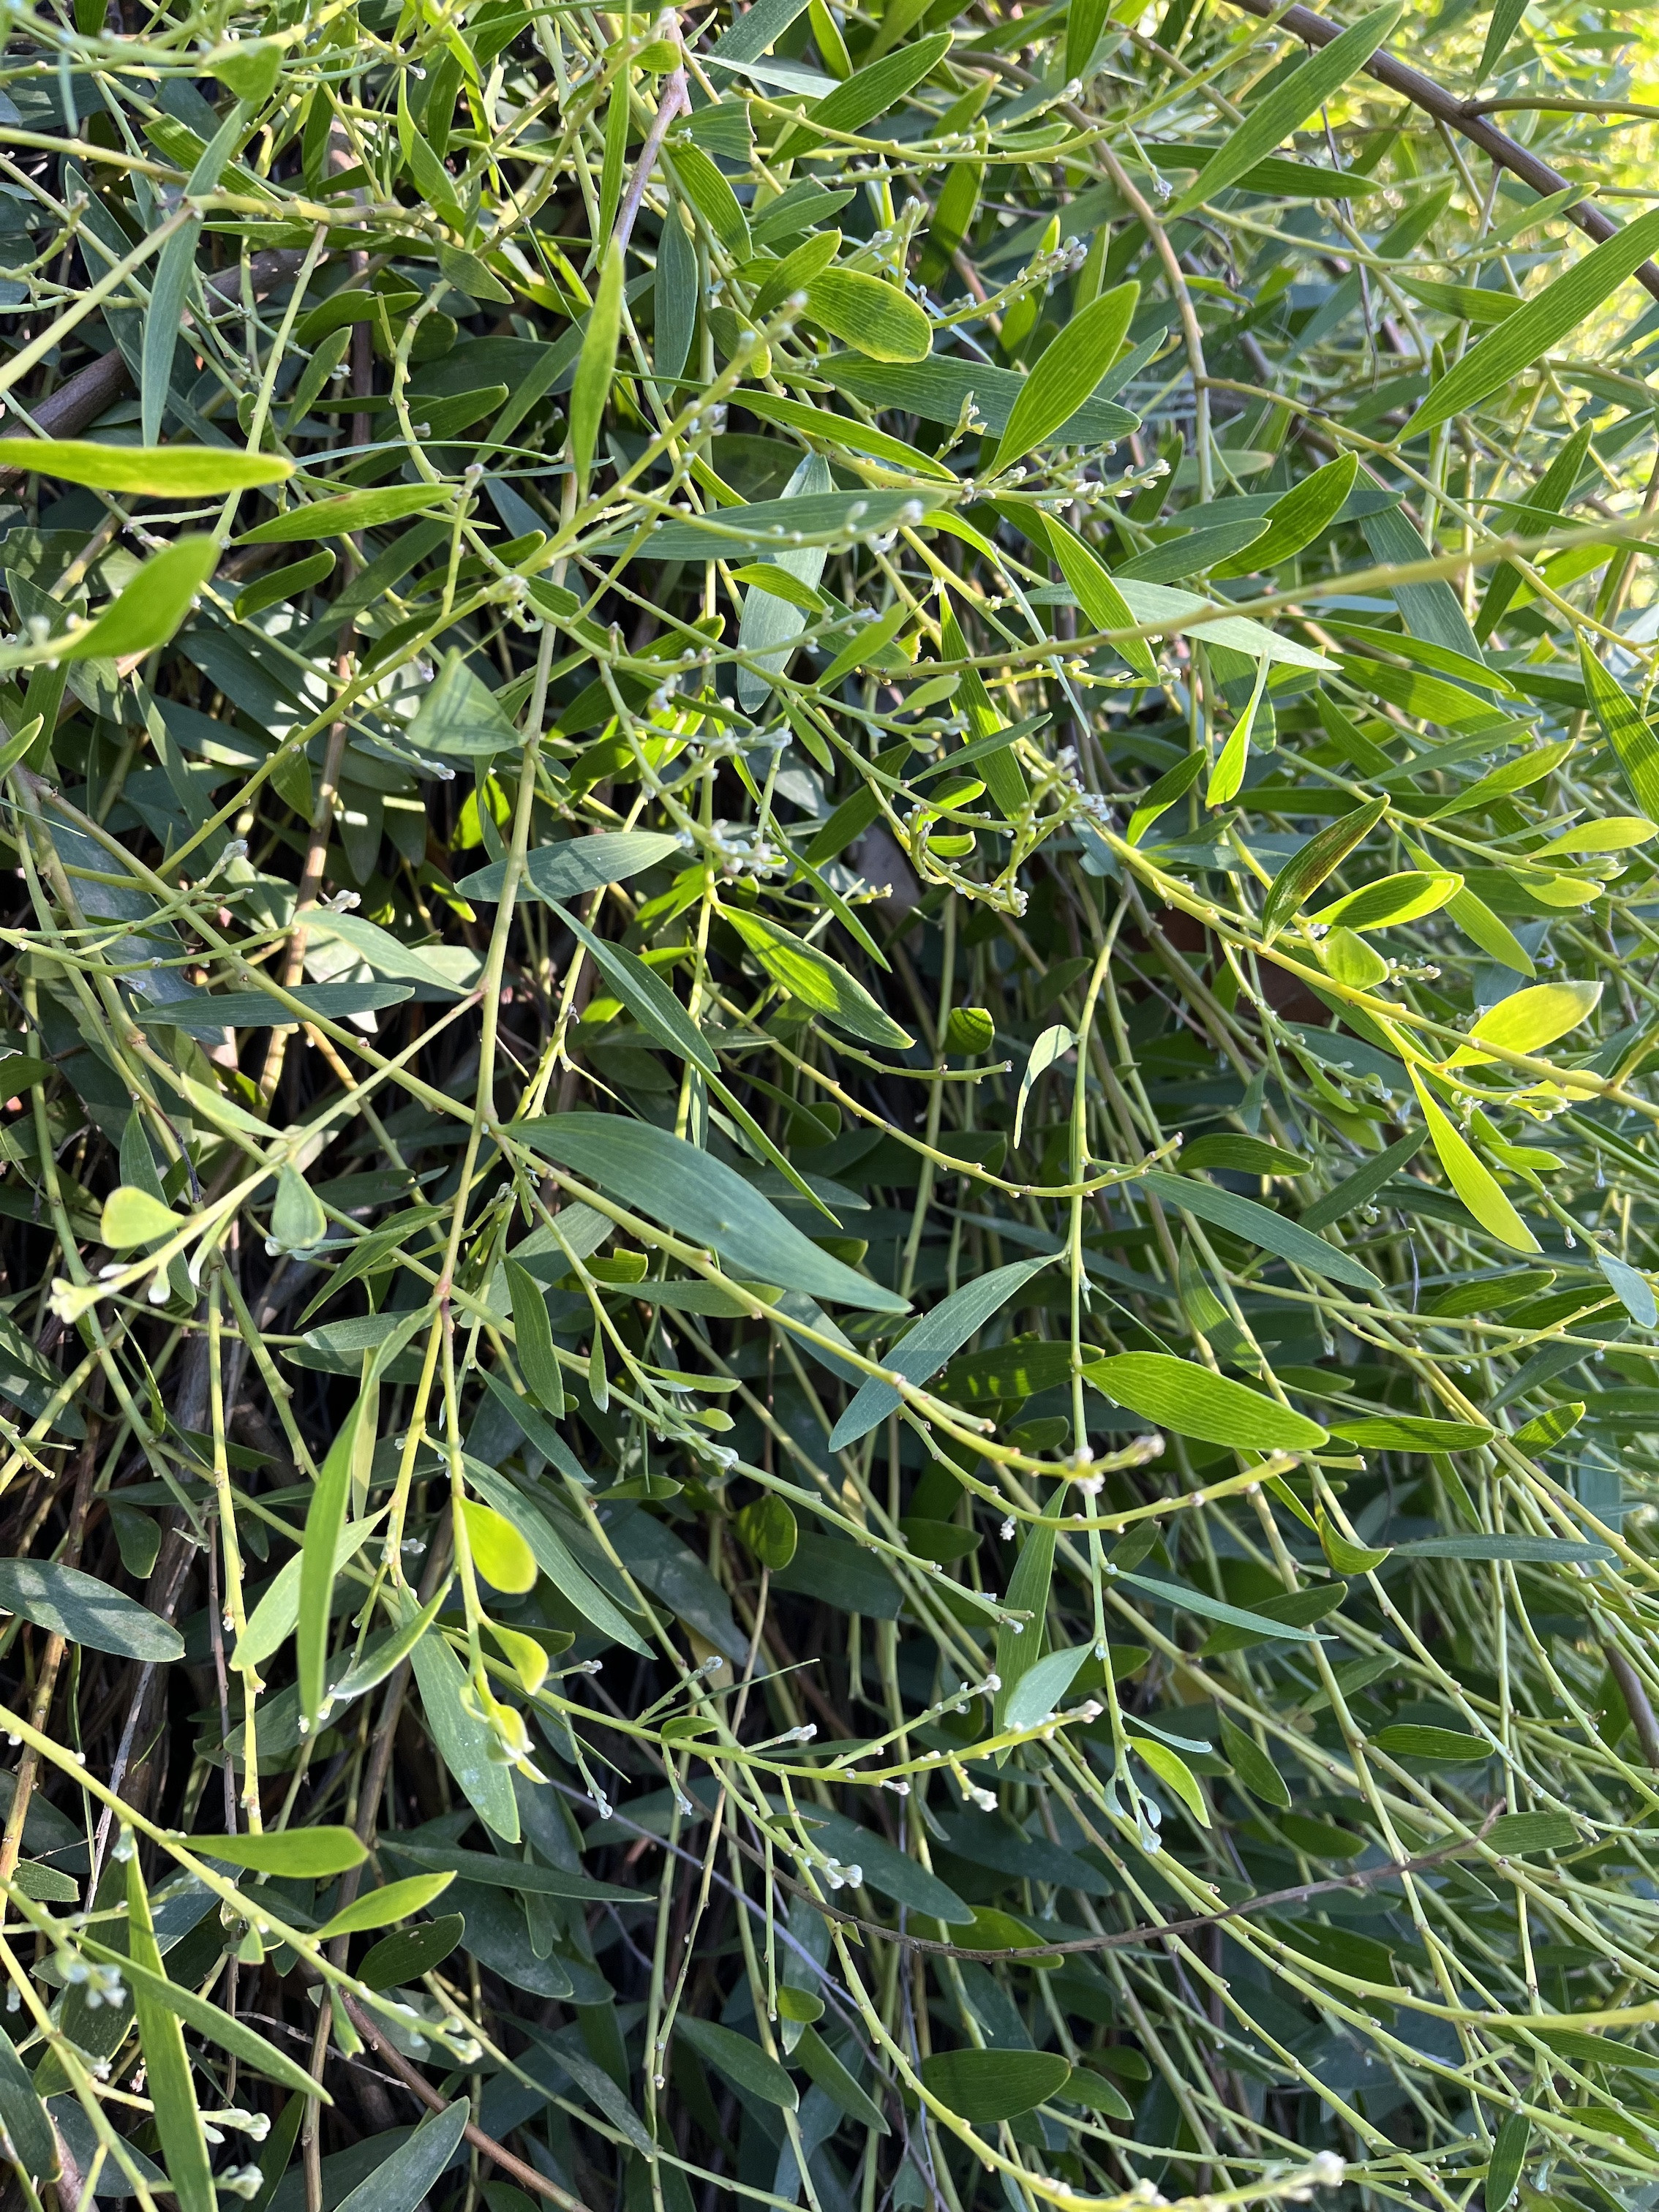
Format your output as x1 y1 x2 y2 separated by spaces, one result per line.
57 1954 127 2009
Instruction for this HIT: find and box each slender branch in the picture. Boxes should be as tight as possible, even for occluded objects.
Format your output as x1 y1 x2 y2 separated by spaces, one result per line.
614 58 688 252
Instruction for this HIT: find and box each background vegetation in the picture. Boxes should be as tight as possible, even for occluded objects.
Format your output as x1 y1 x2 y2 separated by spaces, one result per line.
4 4 1659 2212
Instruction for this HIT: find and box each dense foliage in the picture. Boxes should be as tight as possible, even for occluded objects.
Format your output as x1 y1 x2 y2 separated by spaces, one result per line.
7 4 1659 2212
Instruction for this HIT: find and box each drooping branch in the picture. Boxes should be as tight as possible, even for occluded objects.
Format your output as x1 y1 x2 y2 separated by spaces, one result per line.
1222 0 1659 304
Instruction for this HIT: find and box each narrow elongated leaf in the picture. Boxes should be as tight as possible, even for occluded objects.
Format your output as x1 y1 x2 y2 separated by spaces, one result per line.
1219 1713 1292 1807
359 1914 464 1990
238 485 447 543
796 1805 974 1919
143 225 200 448
1579 640 1659 819
1540 816 1658 856
778 31 952 157
460 830 683 904
517 1112 906 1310
753 233 842 321
557 903 715 1072
330 1584 452 1707
505 1257 567 1412
0 715 42 780
1116 1570 1330 1642
0 1558 182 1660
187 1827 366 1876
672 141 752 256
409 1627 521 1842
654 203 697 380
317 1873 456 1938
298 1406 358 1727
993 1502 1058 1734
1092 1354 1328 1450
1328 1412 1493 1450
0 440 292 495
571 238 625 481
233 1514 377 1673
33 535 219 664
1213 451 1358 576
740 451 834 707
1181 1135 1308 1175
741 391 956 480
1135 1170 1382 1290
1042 516 1159 680
1132 1735 1211 1826
1408 206 1659 432
1115 577 1329 669
1478 423 1592 639
306 911 473 993
795 2026 889 2132
1200 1582 1344 1654
1066 0 1113 80
127 1848 214 2212
1206 653 1268 805
1599 1249 1657 1328
823 352 1136 444
0 2009 56 2179
1301 1128 1426 1229
1127 749 1205 843
1004 1644 1088 1731
1447 881 1537 975
1410 1070 1540 1254
1014 1023 1076 1148
1373 1724 1491 1761
1168 5 1404 214
674 2019 797 2108
1263 797 1388 941
334 2100 470 2212
643 488 922 557
1309 871 1462 933
1391 1534 1613 1563
994 284 1138 468
830 1256 1050 1447
1488 2113 1531 2212
384 1838 636 1902
1486 1813 1577 1854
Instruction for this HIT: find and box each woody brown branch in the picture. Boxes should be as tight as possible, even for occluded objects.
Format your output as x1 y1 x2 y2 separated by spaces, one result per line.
1222 0 1659 304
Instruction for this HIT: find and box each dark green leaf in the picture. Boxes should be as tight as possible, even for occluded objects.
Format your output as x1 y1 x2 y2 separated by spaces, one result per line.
920 2048 1072 2123
514 1113 907 1311
0 1559 182 1660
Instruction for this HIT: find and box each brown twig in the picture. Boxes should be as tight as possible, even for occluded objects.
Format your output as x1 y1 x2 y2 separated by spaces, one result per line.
1221 0 1659 304
1603 1646 1659 1770
337 1993 598 2212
